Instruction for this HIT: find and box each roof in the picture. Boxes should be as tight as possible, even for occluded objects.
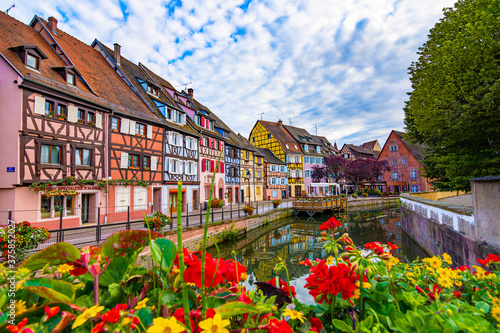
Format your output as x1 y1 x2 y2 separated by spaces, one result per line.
0 12 108 108
361 140 380 152
237 133 259 153
312 135 339 155
283 125 325 156
258 120 302 154
257 148 286 165
33 16 158 122
343 144 378 159
393 130 426 161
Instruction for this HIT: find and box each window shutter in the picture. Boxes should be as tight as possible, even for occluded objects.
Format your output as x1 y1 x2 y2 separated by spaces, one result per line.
202 159 206 172
151 156 157 171
164 157 169 172
178 134 183 146
95 113 103 129
120 118 130 133
34 96 46 115
120 152 129 168
218 141 222 150
147 125 153 139
199 138 204 146
220 162 224 173
67 106 78 122
129 120 136 135
201 117 205 127
210 160 215 172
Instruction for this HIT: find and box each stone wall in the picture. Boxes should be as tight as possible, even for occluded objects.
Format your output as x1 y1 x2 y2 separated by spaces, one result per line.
348 197 399 208
472 176 500 247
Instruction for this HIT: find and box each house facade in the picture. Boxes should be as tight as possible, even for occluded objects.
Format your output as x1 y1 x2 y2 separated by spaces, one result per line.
238 134 257 204
257 148 288 200
378 130 430 194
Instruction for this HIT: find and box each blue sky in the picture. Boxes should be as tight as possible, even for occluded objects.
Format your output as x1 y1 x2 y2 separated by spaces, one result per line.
8 0 457 148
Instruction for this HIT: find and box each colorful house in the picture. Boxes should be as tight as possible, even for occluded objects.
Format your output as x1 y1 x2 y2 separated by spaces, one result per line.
378 130 430 194
237 134 263 204
256 148 288 200
249 120 304 197
340 143 380 161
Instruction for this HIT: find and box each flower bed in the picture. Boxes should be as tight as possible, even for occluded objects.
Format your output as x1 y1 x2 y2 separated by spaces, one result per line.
0 221 50 263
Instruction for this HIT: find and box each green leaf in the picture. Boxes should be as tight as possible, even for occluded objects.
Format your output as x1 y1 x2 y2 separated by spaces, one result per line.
160 290 180 308
19 242 81 271
332 319 354 332
475 301 490 314
23 278 75 303
99 256 131 287
216 301 260 319
74 294 93 308
362 316 373 329
136 307 154 328
101 283 124 307
205 296 228 309
101 230 162 259
151 238 177 271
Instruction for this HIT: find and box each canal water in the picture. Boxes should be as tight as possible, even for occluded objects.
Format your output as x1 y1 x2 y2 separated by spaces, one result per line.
208 203 428 305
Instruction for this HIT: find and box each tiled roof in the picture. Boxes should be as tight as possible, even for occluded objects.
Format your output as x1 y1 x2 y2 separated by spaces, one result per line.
312 135 339 155
283 124 325 156
34 16 158 122
393 130 426 161
257 148 286 165
237 134 259 153
361 140 379 151
258 120 302 154
344 144 377 159
0 12 109 108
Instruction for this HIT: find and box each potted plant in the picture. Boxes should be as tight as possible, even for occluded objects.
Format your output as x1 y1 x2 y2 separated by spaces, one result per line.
272 199 281 208
362 192 368 198
0 221 50 263
57 114 67 121
242 204 254 216
352 193 358 199
210 198 224 209
77 118 85 124
143 211 172 232
88 121 95 127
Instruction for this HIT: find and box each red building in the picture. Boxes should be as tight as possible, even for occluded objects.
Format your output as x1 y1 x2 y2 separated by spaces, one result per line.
378 130 430 193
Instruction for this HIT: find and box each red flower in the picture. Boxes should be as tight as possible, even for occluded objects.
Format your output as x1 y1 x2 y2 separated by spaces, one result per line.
68 262 88 276
267 318 292 333
477 258 490 266
453 291 462 298
365 242 385 255
6 318 28 333
115 303 128 312
44 306 60 320
387 241 398 250
319 217 341 231
310 318 323 332
267 277 296 298
101 308 121 324
90 322 106 333
223 259 247 283
300 258 314 267
238 292 252 305
173 308 195 332
457 265 470 272
184 252 227 288
486 254 500 262
304 261 358 304
415 285 425 294
129 317 140 330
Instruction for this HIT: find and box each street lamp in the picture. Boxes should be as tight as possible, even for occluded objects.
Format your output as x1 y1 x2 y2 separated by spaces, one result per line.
245 170 251 205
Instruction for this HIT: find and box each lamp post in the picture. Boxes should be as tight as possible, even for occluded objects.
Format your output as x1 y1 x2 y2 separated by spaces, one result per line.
245 170 251 205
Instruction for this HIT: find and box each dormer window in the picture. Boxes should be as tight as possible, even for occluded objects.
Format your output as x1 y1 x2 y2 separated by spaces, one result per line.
316 146 321 153
51 66 81 87
66 72 76 86
304 144 309 152
294 145 298 149
9 45 48 71
26 54 39 70
147 84 159 97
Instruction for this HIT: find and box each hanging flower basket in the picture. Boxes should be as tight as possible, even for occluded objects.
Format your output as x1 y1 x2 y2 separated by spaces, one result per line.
272 199 281 208
242 204 254 216
210 198 224 209
143 211 172 232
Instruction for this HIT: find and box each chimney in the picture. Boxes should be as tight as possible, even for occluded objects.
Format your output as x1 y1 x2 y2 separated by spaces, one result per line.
188 88 194 99
114 43 121 66
278 119 283 127
48 17 58 31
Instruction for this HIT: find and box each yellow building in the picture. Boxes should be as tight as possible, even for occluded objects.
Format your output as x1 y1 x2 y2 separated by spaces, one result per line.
249 120 304 198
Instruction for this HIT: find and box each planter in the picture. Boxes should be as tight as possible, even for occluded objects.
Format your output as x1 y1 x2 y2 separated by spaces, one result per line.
273 204 279 209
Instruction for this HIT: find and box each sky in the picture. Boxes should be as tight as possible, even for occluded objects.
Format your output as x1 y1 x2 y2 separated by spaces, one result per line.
6 0 457 148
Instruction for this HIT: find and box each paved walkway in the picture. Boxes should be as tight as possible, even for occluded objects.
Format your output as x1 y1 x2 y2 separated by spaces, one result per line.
438 194 473 207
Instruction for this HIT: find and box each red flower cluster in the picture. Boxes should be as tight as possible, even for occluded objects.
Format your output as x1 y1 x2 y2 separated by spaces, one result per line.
477 254 500 266
309 318 323 332
267 318 292 333
415 284 441 300
319 217 341 231
180 249 247 289
304 260 358 304
267 277 297 298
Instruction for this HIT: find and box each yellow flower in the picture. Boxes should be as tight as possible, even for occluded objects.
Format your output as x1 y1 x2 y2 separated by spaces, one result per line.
473 266 493 281
122 317 131 325
198 314 230 333
282 308 305 323
326 256 335 266
57 264 73 274
135 298 149 310
16 267 31 277
352 288 361 300
14 300 27 314
492 307 500 322
147 317 184 333
356 280 372 289
493 297 500 307
72 305 104 329
240 272 248 281
422 256 442 269
442 253 452 265
386 257 400 271
272 305 278 312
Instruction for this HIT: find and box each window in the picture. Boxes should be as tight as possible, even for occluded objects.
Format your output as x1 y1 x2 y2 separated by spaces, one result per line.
111 117 120 131
280 165 287 173
75 148 91 166
41 144 61 164
392 159 398 165
389 145 398 152
87 111 96 125
294 145 298 149
285 144 289 149
143 156 151 170
204 160 210 173
257 171 261 178
256 186 261 195
378 175 383 180
295 170 300 178
195 115 201 125
128 154 140 169
67 73 76 86
393 172 399 180
268 134 271 139
66 196 74 215
272 190 277 198
26 53 39 70
304 144 309 152
401 158 407 164
305 170 311 178
57 104 67 118
316 146 321 153
116 187 130 212
411 186 419 193
285 156 290 163
45 100 54 116
245 151 249 160
252 137 255 142
294 156 300 163
344 153 349 159
147 84 159 96
78 109 85 122
41 195 51 219
40 194 75 218
410 170 418 179
136 123 146 137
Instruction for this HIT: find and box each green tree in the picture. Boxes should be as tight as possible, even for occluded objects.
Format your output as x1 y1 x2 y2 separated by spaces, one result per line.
404 0 500 191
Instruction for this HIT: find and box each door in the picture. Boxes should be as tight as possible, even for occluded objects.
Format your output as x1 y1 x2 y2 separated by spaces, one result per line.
235 189 239 203
153 188 161 212
169 192 178 214
282 190 287 199
81 194 90 223
241 189 245 203
228 188 232 203
219 188 223 200
288 185 292 198
192 190 198 211
295 186 302 197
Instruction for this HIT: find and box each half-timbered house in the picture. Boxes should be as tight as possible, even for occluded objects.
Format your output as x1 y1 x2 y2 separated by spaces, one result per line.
249 120 304 198
32 16 165 223
257 148 288 200
0 13 110 228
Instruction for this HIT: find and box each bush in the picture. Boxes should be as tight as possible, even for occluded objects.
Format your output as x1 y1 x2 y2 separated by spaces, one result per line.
242 204 254 216
210 198 224 209
143 211 171 232
352 193 358 199
362 193 368 197
0 221 50 263
214 224 240 243
272 199 281 206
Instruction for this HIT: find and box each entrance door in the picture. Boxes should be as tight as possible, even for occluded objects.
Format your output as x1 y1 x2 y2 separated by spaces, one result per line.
219 188 223 200
282 190 287 199
192 190 198 211
295 186 302 197
169 192 178 214
241 189 245 203
81 194 90 223
235 189 239 203
228 188 232 203
288 185 292 198
153 188 161 212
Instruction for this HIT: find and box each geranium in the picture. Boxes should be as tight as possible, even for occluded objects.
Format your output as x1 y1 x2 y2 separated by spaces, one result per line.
6 318 30 333
267 277 296 298
267 318 292 333
101 308 121 324
304 260 358 304
184 252 227 288
319 216 341 231
90 322 106 333
387 241 399 251
198 314 230 333
309 318 323 332
147 317 185 333
223 259 247 283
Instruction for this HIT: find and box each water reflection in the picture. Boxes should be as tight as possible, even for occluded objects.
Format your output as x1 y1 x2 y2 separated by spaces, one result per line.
209 204 424 304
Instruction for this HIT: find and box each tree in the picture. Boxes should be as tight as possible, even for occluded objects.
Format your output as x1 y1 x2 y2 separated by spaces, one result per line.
344 159 370 190
404 0 500 191
311 164 325 183
364 159 391 189
323 155 347 183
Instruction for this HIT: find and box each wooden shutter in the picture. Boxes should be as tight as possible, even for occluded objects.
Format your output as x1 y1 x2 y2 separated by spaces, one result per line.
34 96 45 115
95 113 103 129
164 157 169 172
200 138 204 146
210 160 215 172
220 162 225 173
120 153 129 168
129 120 136 135
202 159 206 172
201 117 205 127
147 125 153 139
67 106 78 122
120 118 130 133
178 134 183 147
151 156 157 171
